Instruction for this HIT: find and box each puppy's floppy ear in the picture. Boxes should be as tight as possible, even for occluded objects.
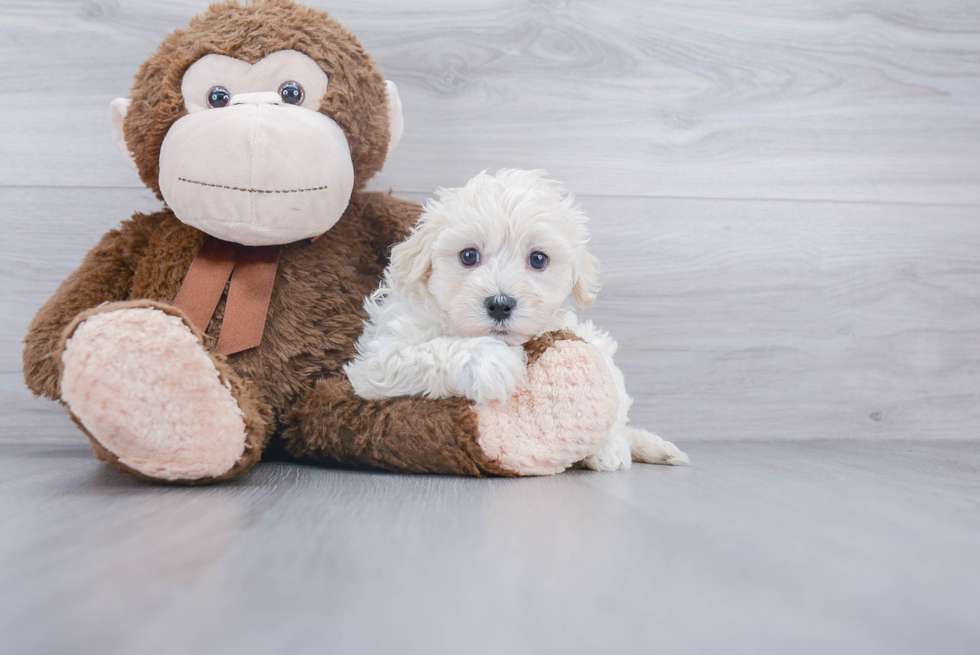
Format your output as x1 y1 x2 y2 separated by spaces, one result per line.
388 220 435 298
572 251 601 308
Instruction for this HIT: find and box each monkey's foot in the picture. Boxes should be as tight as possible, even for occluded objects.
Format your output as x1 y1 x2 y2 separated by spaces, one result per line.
476 338 618 475
60 305 248 482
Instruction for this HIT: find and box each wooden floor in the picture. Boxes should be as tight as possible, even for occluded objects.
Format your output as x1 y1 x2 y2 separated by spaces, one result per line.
2 440 979 654
2 2 980 653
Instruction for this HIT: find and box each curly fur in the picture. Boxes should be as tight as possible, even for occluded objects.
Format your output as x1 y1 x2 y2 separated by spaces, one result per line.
22 1 627 482
345 170 689 469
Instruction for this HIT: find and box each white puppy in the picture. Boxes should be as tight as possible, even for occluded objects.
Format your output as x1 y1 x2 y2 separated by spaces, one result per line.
345 169 687 470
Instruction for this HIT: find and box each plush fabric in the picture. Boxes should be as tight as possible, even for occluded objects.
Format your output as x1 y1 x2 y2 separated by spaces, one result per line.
282 330 604 476
384 81 404 153
62 307 248 480
181 50 330 113
21 0 622 483
122 0 392 201
282 377 513 476
477 338 618 475
155 48 356 246
58 300 273 485
25 193 420 421
158 95 355 245
109 98 136 169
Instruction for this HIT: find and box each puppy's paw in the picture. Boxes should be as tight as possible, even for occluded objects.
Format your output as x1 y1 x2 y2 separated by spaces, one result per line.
627 427 689 465
579 433 633 471
454 339 527 404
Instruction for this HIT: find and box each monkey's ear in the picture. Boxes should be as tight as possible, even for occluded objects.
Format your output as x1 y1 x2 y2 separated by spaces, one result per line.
385 81 404 154
109 98 137 170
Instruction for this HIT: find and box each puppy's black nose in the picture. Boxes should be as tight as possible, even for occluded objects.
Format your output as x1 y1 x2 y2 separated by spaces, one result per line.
485 295 517 322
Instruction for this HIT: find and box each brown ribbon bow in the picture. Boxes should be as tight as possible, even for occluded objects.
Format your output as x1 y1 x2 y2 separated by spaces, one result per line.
173 237 281 355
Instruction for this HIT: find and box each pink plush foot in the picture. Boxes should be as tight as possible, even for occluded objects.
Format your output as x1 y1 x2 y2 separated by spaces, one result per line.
476 339 618 475
60 307 247 481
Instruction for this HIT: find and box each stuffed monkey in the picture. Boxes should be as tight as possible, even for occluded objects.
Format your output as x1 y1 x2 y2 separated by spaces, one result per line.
22 0 618 483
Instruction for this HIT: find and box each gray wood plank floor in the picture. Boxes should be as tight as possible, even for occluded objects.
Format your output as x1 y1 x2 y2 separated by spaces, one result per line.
2 440 979 655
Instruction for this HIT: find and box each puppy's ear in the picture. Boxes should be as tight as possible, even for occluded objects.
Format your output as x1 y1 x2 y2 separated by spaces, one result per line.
388 221 434 298
572 251 601 308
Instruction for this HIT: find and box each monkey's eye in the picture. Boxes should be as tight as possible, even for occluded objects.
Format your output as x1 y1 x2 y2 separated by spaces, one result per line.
528 252 549 270
279 81 305 105
459 248 481 267
207 86 230 108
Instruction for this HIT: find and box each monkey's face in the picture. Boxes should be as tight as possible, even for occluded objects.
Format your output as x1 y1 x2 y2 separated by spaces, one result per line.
110 1 404 247
156 50 354 246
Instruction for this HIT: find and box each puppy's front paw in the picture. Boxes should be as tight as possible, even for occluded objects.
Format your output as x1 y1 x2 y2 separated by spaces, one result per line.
453 339 527 404
579 433 632 471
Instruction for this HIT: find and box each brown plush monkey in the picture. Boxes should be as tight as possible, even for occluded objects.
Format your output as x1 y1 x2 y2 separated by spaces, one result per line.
22 0 618 483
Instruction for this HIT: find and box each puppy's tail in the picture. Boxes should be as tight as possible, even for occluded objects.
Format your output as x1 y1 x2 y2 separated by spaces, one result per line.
626 427 690 466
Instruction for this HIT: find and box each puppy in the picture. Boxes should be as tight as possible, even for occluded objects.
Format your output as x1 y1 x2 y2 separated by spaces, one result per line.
345 169 687 470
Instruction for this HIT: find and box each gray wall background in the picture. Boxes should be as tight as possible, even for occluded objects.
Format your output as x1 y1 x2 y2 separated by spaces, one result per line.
2 0 978 443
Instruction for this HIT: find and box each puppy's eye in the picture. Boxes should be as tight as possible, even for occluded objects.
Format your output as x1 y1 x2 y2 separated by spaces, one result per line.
278 81 305 105
207 86 230 108
528 251 549 270
459 248 481 267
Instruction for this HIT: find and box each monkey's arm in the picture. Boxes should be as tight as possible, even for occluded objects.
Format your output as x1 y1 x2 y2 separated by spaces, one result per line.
283 331 617 477
23 218 152 399
284 377 515 476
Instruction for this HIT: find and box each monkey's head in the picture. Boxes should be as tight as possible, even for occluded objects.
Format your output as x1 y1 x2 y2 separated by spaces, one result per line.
110 0 403 246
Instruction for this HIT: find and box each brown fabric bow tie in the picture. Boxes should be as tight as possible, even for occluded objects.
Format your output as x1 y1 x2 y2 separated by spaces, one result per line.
173 237 281 355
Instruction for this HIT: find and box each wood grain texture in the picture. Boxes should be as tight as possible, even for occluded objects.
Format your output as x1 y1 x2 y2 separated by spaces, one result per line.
5 188 979 444
2 440 979 654
3 4 979 649
2 2 979 443
0 0 978 202
577 195 980 442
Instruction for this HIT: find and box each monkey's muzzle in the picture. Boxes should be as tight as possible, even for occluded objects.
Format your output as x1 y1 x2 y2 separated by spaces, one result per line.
158 95 355 246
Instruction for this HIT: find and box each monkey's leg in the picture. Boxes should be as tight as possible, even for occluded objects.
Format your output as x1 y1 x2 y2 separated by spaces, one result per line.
58 301 272 484
282 332 617 476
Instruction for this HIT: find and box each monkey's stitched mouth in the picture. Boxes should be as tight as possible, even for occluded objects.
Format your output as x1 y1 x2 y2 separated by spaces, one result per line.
178 177 328 194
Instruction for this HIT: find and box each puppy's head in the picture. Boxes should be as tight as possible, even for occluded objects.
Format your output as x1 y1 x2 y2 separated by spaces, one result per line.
388 169 600 345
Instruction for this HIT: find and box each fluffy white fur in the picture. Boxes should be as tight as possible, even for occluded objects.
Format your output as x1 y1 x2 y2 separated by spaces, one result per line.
345 169 688 470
